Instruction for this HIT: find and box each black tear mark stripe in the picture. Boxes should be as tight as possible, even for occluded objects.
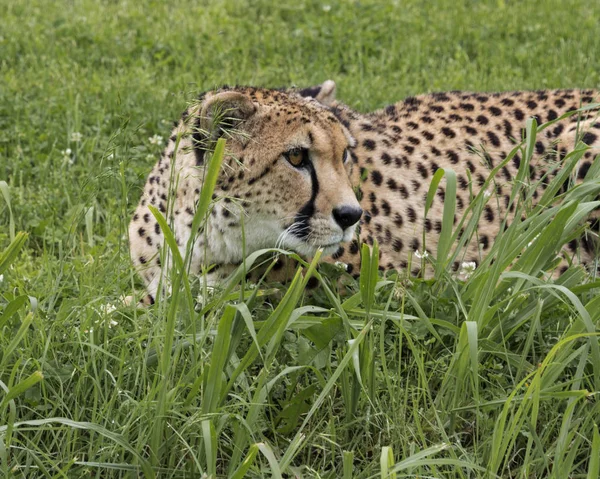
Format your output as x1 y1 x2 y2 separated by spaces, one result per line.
294 161 319 238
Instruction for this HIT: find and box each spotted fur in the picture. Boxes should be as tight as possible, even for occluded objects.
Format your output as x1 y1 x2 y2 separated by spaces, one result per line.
129 82 359 303
329 87 600 277
129 82 600 303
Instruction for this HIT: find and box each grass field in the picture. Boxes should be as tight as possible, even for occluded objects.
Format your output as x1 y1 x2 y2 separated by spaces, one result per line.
2 0 600 477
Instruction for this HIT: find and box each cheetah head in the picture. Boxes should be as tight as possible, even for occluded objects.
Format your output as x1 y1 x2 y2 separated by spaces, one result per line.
187 84 362 264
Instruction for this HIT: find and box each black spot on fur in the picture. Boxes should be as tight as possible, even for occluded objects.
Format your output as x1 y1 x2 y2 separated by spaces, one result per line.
371 170 383 186
503 120 513 139
381 200 391 216
526 100 538 109
480 235 489 250
535 141 545 155
363 139 376 151
484 205 495 222
394 213 404 228
398 184 409 199
447 150 459 164
514 109 524 121
582 132 598 145
442 127 456 138
578 161 591 179
553 124 564 137
487 131 500 147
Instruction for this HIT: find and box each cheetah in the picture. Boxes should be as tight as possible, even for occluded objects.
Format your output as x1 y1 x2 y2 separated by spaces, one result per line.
129 81 599 303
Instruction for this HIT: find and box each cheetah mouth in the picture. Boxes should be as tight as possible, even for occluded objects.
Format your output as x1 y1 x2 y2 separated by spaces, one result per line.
276 229 343 257
296 239 343 257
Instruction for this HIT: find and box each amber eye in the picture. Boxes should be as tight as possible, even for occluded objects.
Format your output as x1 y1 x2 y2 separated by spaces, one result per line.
284 147 308 167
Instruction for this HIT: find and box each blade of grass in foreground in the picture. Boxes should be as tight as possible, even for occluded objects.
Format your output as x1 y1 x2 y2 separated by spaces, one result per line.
0 181 15 242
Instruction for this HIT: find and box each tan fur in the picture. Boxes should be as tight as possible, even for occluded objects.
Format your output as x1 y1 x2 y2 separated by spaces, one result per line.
130 83 600 302
330 87 600 276
129 85 360 302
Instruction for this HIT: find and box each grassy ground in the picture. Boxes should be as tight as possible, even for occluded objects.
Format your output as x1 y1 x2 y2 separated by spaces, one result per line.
1 0 600 477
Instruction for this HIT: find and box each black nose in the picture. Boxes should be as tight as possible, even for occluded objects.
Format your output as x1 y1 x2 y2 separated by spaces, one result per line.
333 205 363 230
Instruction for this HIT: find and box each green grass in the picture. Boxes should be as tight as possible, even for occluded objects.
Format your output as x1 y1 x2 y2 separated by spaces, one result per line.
1 0 600 477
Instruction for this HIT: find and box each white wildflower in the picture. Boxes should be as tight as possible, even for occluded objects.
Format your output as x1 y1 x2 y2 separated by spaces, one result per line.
459 261 477 278
149 134 163 145
100 303 117 315
109 319 118 328
483 190 492 199
61 148 74 165
414 249 429 259
107 153 114 160
322 4 331 11
70 131 83 142
0 274 4 283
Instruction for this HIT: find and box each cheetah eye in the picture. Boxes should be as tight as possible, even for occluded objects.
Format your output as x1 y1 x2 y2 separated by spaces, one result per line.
284 147 309 168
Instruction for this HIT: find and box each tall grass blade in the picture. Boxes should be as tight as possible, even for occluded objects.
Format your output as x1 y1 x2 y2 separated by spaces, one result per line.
0 181 15 242
230 444 259 479
588 424 600 479
257 442 283 479
202 419 217 477
380 446 396 479
343 450 354 479
202 305 235 415
0 232 28 275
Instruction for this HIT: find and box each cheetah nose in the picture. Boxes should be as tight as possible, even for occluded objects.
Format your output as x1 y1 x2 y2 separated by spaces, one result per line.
333 205 363 230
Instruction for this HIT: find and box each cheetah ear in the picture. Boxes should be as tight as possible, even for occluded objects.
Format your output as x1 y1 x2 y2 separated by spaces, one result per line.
200 91 257 139
297 80 337 106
